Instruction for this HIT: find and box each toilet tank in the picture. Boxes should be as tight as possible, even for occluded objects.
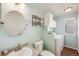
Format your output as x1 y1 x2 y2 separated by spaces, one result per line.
34 40 43 52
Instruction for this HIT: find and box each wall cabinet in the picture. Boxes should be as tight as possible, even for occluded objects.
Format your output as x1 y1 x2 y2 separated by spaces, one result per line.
44 12 53 26
44 12 56 33
44 12 56 27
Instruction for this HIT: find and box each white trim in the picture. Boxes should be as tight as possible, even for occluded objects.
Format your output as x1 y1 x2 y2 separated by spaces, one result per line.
64 45 78 51
78 50 79 53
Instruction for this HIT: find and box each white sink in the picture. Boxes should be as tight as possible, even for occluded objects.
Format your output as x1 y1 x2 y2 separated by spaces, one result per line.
21 47 33 56
8 47 33 56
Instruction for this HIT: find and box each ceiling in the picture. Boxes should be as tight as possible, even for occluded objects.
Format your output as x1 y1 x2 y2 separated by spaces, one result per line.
28 3 79 16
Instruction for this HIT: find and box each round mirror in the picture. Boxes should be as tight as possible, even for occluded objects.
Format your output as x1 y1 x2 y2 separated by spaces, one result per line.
4 11 26 36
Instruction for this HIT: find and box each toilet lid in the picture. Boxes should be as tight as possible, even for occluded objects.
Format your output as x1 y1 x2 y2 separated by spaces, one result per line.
40 50 55 56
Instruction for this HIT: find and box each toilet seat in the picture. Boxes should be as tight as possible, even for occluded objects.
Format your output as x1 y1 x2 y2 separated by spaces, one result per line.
34 40 55 56
40 50 55 56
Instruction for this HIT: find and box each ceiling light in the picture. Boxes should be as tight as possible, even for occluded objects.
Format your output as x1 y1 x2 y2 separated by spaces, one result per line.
15 3 20 5
64 7 72 12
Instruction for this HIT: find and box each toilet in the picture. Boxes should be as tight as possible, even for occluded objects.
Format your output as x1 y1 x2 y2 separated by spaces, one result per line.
34 40 55 56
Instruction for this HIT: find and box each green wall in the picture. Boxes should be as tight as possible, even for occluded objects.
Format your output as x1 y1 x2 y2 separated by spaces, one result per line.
0 22 56 53
0 25 42 51
42 27 55 54
0 4 44 51
0 3 56 53
54 12 77 49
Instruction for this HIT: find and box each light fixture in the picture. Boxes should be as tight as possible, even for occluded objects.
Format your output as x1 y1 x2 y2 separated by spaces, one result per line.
15 3 20 5
64 7 72 12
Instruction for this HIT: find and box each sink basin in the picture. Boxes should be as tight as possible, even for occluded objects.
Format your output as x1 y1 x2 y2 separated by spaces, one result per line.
21 47 33 56
8 47 33 56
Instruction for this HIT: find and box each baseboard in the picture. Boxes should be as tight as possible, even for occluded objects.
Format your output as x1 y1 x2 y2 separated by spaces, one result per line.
64 45 78 51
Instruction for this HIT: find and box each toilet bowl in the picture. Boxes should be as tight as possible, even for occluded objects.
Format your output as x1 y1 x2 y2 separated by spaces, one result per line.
34 40 55 56
40 50 55 56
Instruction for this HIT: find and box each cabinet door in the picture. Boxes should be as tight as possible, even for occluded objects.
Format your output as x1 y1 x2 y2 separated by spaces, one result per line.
44 12 54 26
44 13 50 26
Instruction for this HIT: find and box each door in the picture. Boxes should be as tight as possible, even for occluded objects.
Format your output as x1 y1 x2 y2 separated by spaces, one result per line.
64 17 77 49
